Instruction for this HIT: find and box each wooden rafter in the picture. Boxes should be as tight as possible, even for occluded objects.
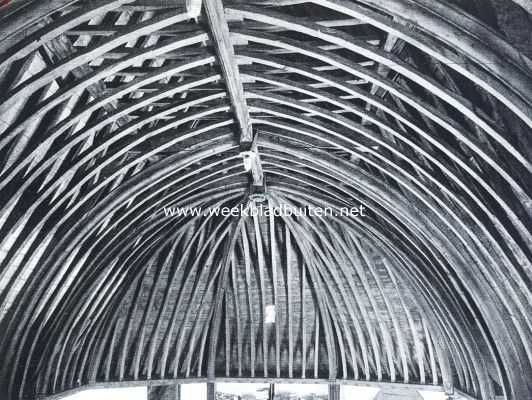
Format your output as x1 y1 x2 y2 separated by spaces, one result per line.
0 1 530 400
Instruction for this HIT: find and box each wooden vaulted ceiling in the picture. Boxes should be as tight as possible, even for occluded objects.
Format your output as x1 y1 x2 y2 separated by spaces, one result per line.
0 1 531 400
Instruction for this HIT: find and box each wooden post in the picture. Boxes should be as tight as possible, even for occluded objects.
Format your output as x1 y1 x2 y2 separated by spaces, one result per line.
329 384 341 400
207 382 216 400
148 384 181 400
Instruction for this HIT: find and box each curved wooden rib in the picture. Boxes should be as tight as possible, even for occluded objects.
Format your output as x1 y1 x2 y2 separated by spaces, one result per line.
0 1 530 400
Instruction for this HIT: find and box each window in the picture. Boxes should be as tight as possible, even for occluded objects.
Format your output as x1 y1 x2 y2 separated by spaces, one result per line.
418 391 447 400
61 386 147 400
340 385 379 400
216 382 270 400
265 305 276 323
182 383 208 400
274 383 328 400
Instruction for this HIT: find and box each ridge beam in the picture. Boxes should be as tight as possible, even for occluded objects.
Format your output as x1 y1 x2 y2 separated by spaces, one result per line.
204 0 253 143
204 0 264 186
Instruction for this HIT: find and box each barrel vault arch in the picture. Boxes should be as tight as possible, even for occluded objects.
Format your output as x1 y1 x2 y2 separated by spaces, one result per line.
0 1 530 400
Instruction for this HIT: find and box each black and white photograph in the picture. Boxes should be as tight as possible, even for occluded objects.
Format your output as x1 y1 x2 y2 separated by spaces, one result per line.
0 1 531 400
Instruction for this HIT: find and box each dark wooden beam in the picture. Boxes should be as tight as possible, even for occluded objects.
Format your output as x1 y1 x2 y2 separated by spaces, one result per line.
203 0 264 187
207 382 216 400
204 0 252 143
329 384 341 400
